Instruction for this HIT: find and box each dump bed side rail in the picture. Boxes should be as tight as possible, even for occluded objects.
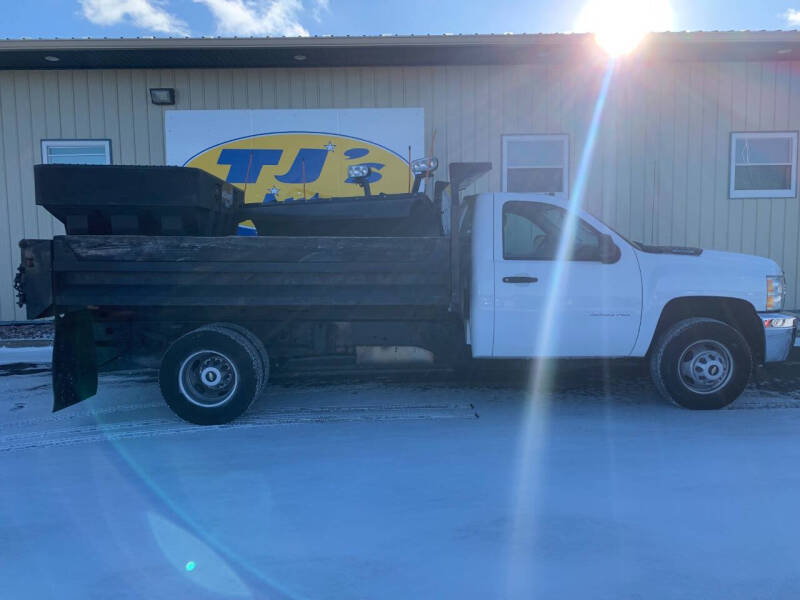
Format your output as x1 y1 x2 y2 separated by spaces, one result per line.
52 235 452 309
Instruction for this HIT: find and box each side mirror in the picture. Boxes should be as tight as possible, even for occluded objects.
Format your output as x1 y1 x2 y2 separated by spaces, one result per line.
599 234 620 264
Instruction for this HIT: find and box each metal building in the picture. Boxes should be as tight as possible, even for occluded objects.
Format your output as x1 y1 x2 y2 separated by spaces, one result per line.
1 32 800 321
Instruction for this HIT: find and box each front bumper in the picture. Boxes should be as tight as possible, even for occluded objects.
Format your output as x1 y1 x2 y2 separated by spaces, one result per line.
757 312 797 363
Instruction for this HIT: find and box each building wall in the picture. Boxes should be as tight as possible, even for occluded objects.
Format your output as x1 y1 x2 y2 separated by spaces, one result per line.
0 60 799 321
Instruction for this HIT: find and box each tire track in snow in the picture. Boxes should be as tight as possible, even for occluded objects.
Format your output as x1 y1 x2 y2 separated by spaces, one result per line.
2 402 167 428
0 403 476 452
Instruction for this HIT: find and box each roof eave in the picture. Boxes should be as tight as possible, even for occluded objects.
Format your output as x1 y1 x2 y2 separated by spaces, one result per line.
1 31 799 70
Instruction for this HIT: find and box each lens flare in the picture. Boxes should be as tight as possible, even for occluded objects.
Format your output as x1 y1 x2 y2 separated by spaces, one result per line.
506 59 617 593
577 0 674 56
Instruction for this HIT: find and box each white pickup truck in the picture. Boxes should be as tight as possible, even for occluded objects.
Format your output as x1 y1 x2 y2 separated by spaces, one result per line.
16 161 798 423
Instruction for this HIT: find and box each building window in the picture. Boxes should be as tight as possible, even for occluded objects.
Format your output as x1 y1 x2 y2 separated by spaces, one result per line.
41 139 111 165
730 132 797 198
502 134 569 195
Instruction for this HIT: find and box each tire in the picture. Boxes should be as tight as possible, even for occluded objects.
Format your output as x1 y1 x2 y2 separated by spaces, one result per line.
159 325 263 425
215 323 270 391
649 317 752 410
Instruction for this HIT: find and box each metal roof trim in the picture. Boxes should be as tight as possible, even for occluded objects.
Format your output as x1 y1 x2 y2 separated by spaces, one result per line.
2 31 800 69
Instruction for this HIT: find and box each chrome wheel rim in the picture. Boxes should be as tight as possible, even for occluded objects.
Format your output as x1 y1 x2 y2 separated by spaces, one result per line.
677 339 733 394
178 350 239 407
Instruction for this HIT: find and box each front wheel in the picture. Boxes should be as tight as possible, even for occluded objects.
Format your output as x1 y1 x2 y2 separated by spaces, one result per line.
650 318 752 410
159 325 263 424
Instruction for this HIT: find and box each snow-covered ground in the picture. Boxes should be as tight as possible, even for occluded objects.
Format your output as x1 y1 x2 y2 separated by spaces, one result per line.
2 352 800 599
0 343 52 366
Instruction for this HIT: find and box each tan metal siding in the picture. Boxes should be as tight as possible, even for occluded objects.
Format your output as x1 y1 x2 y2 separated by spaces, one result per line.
1 61 800 320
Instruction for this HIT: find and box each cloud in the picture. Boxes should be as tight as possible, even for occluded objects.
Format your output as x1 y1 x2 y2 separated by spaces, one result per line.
785 8 800 25
312 0 329 22
79 0 190 35
194 0 314 37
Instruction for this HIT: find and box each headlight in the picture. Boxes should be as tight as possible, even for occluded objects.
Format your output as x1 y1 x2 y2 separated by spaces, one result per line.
766 275 786 311
348 165 371 179
411 157 438 175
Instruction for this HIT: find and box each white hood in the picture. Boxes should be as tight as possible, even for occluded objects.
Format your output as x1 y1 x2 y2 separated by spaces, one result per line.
633 245 781 313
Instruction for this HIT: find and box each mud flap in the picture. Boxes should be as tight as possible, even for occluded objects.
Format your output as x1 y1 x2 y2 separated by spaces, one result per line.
53 310 98 411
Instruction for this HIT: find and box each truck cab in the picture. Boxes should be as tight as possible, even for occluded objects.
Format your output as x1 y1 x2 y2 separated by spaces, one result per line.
469 193 642 358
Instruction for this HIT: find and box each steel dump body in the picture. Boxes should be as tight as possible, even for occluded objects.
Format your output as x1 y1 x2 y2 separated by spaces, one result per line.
19 162 492 320
48 235 451 310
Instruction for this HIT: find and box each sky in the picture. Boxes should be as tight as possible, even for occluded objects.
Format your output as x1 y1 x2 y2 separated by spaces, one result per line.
0 0 800 40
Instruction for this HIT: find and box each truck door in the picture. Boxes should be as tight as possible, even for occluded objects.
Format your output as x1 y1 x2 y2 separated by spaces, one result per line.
492 197 642 358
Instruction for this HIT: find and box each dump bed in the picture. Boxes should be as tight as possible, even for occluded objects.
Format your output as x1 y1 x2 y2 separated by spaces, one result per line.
18 234 451 318
18 162 490 320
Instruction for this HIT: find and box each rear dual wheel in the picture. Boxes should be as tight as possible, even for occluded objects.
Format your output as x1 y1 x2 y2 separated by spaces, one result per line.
159 324 268 425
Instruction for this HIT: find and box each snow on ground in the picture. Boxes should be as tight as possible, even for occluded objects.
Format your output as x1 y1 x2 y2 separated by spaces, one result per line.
0 344 52 366
2 359 800 599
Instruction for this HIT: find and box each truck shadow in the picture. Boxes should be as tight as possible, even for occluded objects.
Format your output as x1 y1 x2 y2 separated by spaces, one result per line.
272 359 654 394
271 357 800 405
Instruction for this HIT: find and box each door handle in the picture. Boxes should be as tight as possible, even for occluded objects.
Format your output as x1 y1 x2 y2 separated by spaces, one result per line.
502 276 538 283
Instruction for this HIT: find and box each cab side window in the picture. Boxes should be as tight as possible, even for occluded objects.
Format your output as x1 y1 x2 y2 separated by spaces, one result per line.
503 209 549 259
502 201 604 261
539 206 603 260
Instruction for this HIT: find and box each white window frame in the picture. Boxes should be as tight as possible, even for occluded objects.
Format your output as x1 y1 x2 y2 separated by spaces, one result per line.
41 139 112 165
502 134 569 197
729 131 797 199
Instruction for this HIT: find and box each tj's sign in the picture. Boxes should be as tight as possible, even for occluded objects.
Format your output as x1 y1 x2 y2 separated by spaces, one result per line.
186 132 411 205
165 108 425 205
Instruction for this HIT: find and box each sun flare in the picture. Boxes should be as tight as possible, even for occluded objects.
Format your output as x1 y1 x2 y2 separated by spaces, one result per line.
576 0 674 56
